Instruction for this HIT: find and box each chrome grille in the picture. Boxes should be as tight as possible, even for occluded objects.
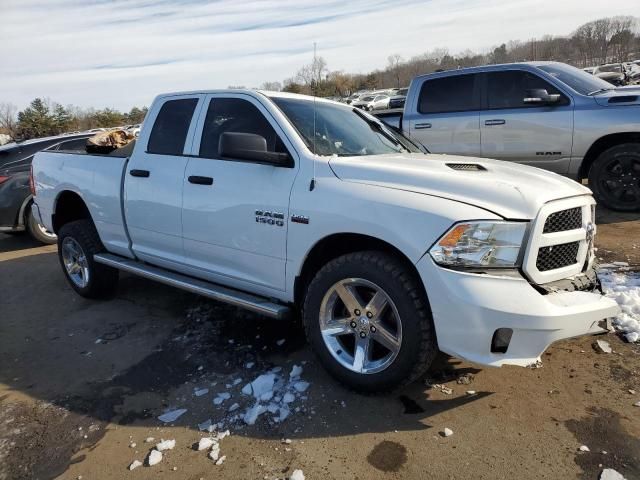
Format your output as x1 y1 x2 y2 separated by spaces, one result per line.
543 207 582 233
536 241 580 272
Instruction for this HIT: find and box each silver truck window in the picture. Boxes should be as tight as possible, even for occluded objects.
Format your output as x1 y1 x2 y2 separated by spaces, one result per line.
272 97 421 156
147 98 198 156
536 63 612 95
418 74 479 114
199 98 287 160
486 71 569 109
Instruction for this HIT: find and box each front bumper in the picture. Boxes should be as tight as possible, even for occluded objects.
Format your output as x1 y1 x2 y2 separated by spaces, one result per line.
416 256 620 367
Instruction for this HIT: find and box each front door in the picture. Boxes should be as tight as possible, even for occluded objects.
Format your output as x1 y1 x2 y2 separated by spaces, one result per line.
181 94 299 293
480 70 574 174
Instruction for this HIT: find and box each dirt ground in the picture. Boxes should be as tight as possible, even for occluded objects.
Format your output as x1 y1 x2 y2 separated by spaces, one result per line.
0 206 639 480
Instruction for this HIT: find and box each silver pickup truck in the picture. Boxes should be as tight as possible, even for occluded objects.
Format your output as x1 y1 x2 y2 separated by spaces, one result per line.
375 62 640 212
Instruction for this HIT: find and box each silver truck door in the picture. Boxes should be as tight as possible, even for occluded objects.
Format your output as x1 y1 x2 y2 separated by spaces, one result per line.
405 73 481 156
480 70 574 173
124 95 203 268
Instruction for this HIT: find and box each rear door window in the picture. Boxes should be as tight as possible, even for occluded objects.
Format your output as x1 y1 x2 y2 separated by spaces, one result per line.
486 71 569 109
147 98 198 155
418 74 479 113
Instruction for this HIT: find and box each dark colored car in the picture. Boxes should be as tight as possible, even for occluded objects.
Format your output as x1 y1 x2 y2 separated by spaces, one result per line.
388 88 409 109
0 134 92 243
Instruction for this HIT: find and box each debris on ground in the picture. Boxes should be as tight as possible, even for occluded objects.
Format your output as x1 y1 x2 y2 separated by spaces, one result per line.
594 339 612 354
215 455 226 465
599 268 640 343
157 408 187 423
290 469 305 480
194 388 209 397
600 468 627 480
197 437 215 451
579 445 590 452
633 401 640 407
442 428 453 437
456 373 474 384
213 392 231 405
527 360 543 369
146 449 162 466
431 384 453 395
128 460 142 470
156 439 176 451
144 437 155 443
466 390 476 395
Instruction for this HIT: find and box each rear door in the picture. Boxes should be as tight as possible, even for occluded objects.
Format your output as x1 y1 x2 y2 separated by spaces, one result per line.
180 93 299 293
480 70 574 173
405 73 481 155
124 95 203 268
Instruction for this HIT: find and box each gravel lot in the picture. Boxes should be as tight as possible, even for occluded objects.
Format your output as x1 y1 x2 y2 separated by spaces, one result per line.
0 206 638 480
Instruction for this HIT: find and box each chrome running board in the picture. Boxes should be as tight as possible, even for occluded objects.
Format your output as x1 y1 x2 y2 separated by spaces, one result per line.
94 253 289 319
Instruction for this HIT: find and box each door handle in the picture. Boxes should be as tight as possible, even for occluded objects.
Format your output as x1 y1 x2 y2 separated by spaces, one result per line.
415 122 432 129
188 175 214 185
484 119 506 126
130 169 150 177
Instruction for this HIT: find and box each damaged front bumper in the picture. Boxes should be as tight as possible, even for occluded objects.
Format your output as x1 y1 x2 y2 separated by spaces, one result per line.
416 257 620 367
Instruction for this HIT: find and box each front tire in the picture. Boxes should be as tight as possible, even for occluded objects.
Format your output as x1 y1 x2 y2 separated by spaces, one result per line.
26 205 57 244
57 219 118 298
303 251 437 392
588 143 640 212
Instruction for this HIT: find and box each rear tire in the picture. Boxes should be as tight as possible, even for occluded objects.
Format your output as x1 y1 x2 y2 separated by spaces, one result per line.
57 219 118 298
588 143 640 212
302 251 437 392
26 205 57 245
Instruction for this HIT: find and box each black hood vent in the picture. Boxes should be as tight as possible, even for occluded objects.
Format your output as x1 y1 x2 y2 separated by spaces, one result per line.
446 163 487 171
608 96 638 104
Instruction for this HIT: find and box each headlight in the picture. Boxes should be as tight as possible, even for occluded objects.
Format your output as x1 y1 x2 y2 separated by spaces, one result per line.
429 221 527 268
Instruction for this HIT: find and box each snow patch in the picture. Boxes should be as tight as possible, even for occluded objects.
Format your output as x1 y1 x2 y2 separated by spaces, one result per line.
146 449 162 466
290 469 305 480
600 468 627 480
599 268 640 343
157 409 187 423
128 460 142 471
155 439 176 451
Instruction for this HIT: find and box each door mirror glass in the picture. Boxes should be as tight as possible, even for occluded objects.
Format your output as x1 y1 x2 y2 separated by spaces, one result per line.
524 89 561 105
219 132 291 166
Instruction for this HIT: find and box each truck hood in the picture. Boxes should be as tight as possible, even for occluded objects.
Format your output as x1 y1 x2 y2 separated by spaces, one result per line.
593 86 640 106
329 153 591 219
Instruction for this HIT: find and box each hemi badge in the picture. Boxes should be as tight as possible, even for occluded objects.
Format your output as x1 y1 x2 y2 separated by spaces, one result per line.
291 215 309 225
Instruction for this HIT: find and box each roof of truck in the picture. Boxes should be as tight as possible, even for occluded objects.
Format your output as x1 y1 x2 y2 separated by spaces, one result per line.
155 89 345 106
412 61 567 80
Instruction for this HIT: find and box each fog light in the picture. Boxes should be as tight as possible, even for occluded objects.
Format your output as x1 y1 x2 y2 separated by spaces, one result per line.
491 328 513 354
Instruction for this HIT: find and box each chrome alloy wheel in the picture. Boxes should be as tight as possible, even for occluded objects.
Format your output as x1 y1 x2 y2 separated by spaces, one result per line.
61 237 90 288
36 222 57 240
319 278 402 374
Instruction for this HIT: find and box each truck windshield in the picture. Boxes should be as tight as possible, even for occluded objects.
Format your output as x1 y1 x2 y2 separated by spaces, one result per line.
536 63 613 95
272 97 422 156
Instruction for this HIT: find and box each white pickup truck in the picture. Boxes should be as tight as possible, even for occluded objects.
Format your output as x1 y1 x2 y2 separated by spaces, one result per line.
32 90 619 392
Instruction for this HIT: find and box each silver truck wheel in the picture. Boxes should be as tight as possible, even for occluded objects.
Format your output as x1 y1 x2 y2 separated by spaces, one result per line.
61 236 90 288
319 278 402 374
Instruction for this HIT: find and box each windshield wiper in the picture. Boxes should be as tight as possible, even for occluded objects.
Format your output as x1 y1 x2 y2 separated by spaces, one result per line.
352 108 407 152
587 87 614 96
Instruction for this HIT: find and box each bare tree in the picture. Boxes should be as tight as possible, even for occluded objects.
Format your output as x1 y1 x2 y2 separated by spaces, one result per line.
0 102 18 137
387 54 404 88
259 81 282 92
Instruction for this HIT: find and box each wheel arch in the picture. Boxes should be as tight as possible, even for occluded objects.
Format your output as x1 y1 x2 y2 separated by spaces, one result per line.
579 132 640 180
52 190 92 234
294 232 424 307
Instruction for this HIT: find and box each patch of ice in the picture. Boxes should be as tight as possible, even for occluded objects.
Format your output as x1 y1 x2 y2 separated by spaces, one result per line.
228 403 240 412
243 403 267 425
198 419 213 431
157 409 187 423
600 468 627 480
144 437 155 443
194 388 209 397
156 439 176 451
599 268 640 343
245 362 255 369
209 444 221 461
290 469 305 480
147 449 162 466
243 373 276 400
197 437 215 451
215 455 226 465
293 381 309 393
594 340 612 354
214 392 231 405
232 378 242 386
289 365 303 378
579 445 590 452
276 339 286 346
442 428 453 437
128 460 142 470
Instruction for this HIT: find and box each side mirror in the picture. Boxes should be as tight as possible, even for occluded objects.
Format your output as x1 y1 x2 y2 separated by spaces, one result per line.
219 132 292 166
523 89 561 105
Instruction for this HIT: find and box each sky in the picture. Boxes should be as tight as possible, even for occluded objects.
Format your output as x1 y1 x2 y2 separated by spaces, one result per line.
1 0 639 111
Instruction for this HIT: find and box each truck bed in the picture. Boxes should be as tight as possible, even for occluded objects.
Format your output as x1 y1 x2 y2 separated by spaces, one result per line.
32 150 132 258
